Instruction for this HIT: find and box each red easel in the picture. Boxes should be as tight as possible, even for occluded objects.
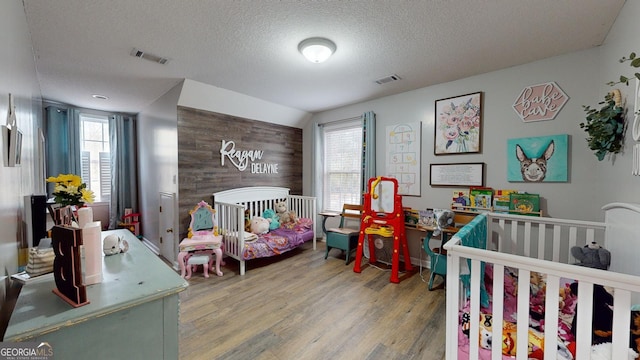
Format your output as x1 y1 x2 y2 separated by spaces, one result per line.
353 176 412 283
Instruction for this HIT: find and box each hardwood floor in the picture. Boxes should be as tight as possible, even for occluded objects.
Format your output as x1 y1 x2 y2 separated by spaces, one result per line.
179 241 447 360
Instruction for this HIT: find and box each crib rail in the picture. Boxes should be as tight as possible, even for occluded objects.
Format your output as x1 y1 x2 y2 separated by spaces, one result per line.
214 200 247 273
486 212 606 263
444 212 640 360
288 195 317 249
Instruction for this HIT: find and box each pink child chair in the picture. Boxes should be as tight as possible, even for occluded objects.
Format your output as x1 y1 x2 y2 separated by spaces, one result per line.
178 201 224 279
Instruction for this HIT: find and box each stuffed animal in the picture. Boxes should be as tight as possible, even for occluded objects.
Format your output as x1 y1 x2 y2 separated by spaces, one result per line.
570 282 614 344
589 342 639 360
275 201 298 225
262 209 280 230
571 242 611 270
103 234 129 255
244 209 251 232
249 216 270 235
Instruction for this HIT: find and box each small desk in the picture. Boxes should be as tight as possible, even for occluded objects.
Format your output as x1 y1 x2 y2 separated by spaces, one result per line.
408 210 478 290
319 211 340 239
4 229 188 359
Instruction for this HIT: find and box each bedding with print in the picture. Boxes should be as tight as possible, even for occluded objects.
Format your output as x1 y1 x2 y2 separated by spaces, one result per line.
242 218 314 260
457 264 579 359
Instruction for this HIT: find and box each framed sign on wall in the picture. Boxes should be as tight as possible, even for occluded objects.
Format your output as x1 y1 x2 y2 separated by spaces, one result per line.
430 162 485 187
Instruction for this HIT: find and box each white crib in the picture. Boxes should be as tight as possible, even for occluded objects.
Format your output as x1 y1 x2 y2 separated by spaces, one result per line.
444 203 640 360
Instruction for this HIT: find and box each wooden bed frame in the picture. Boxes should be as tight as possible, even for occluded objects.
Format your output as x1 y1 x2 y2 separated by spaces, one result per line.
444 203 640 359
213 186 317 275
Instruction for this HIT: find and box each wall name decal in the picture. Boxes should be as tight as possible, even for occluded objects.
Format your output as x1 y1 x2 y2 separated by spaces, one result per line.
220 140 279 174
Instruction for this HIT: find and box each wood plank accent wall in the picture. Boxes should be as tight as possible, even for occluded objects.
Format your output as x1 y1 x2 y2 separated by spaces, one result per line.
177 106 303 238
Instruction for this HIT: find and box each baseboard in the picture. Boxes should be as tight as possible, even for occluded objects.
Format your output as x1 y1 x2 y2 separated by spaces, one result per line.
410 255 430 268
141 237 160 255
141 238 180 270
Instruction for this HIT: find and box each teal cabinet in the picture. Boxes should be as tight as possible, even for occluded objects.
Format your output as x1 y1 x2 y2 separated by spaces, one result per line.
5 230 188 359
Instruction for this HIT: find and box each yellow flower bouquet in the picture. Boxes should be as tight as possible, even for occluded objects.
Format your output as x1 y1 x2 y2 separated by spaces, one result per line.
46 174 95 206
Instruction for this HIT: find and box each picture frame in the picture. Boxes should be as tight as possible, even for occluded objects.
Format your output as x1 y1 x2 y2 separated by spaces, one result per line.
385 122 421 196
429 162 485 187
507 134 569 182
434 92 483 155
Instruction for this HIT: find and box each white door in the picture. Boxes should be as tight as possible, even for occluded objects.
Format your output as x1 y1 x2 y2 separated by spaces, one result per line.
159 192 177 265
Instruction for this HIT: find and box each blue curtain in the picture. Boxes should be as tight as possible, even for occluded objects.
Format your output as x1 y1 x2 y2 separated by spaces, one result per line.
361 111 376 194
46 106 138 229
310 121 323 230
45 106 81 195
109 114 138 229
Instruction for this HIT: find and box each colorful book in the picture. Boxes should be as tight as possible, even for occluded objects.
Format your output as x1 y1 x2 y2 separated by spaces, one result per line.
452 190 470 209
509 193 540 216
404 208 420 227
469 187 493 210
493 189 518 213
418 209 435 228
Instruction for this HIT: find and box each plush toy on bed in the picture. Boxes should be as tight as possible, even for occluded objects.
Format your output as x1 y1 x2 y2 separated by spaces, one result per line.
571 242 611 270
570 282 614 345
262 209 280 230
249 216 270 235
244 209 252 232
275 201 298 227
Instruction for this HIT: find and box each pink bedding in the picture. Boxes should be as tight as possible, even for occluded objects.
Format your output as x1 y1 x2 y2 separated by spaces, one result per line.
457 264 578 359
242 218 314 260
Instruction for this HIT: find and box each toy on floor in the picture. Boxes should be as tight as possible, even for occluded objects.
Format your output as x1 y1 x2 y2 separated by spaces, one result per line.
353 176 412 283
183 251 216 279
178 201 224 279
117 208 141 237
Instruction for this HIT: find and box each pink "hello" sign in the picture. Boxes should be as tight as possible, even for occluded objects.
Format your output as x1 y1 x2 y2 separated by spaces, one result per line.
512 81 568 122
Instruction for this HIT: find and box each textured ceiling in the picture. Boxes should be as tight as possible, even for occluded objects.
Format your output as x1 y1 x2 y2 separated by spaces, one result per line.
22 0 625 114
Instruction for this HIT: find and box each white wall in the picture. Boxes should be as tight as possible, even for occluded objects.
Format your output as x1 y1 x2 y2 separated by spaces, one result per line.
178 79 312 128
305 0 639 262
137 81 182 254
0 1 43 281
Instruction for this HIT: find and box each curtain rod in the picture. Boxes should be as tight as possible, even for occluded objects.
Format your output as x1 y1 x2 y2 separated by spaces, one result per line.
318 115 361 127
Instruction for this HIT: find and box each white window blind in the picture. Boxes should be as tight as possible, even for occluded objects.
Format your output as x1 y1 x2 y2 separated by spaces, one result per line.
79 113 110 202
322 120 363 212
99 152 111 201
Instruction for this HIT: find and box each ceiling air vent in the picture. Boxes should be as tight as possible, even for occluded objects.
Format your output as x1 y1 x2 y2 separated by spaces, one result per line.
375 74 401 85
130 48 169 65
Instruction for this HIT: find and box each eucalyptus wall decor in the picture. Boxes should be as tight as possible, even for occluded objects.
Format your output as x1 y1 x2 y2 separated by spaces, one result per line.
578 52 640 161
580 89 625 161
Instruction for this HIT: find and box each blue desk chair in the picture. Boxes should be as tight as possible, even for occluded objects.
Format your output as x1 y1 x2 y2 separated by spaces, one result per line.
324 204 362 265
423 231 450 291
423 211 477 290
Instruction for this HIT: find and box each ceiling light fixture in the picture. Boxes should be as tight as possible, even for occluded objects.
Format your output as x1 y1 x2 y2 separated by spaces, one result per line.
92 94 108 100
298 37 336 63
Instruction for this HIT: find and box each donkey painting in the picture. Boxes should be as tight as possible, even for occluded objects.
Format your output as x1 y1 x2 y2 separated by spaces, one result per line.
515 140 555 182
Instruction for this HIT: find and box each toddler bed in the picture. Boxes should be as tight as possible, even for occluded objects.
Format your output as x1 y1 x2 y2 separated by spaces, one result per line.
443 203 640 360
213 186 317 275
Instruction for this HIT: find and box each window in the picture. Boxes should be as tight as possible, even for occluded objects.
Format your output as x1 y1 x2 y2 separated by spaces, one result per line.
80 114 111 202
322 121 363 212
